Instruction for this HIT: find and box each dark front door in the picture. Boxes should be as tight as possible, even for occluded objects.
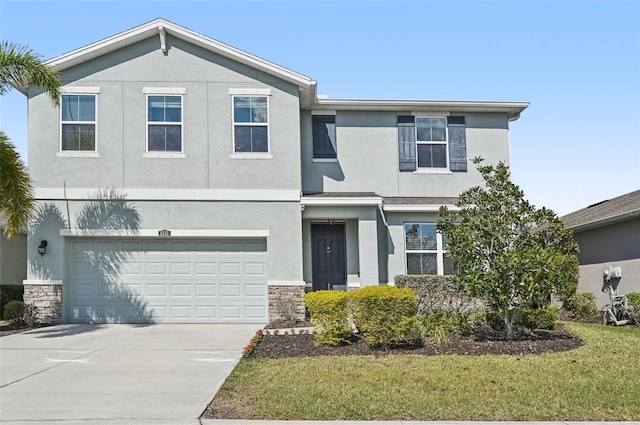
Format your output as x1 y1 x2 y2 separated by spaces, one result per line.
311 223 346 291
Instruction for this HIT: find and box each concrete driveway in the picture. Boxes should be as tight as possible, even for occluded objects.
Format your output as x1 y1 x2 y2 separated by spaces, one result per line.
0 323 261 424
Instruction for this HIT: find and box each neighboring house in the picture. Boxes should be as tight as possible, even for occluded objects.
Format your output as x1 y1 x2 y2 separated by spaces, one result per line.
0 214 27 286
16 18 528 324
562 190 640 309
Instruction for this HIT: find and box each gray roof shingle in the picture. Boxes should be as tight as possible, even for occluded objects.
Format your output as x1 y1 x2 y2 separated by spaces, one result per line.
562 190 640 231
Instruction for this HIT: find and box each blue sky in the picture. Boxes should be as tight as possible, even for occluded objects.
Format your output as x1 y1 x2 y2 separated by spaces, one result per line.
1 0 638 216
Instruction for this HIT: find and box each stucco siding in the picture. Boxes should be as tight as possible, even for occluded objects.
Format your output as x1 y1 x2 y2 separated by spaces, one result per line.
26 200 303 285
574 219 640 264
573 219 640 308
577 259 640 309
301 110 510 196
28 34 302 192
0 233 27 284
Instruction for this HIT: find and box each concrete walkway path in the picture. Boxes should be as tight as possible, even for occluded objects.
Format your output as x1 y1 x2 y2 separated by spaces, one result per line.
0 323 261 424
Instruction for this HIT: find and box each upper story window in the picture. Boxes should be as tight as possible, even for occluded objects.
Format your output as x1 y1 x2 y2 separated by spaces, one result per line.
416 117 447 168
404 223 455 275
312 114 337 160
397 115 467 172
147 95 183 152
233 96 269 153
61 94 96 152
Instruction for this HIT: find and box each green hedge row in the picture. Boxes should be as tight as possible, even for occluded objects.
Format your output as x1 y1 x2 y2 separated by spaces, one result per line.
305 285 416 348
0 285 24 319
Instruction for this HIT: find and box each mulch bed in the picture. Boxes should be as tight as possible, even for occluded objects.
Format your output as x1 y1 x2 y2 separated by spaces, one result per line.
250 323 583 359
0 322 30 337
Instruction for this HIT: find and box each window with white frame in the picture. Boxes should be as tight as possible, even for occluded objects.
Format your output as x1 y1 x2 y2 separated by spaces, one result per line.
147 95 182 152
416 117 447 169
233 96 269 153
61 94 96 151
404 223 455 275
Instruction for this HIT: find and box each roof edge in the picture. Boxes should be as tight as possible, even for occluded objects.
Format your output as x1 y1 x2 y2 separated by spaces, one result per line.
37 18 314 92
309 98 529 119
567 210 640 232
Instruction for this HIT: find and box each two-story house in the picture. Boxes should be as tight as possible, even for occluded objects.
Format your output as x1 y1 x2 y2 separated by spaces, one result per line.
18 19 528 324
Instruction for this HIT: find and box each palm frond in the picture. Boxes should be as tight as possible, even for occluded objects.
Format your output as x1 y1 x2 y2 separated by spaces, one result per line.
0 41 61 105
0 131 34 238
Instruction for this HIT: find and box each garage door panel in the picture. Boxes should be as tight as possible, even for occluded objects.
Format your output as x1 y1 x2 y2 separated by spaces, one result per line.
194 262 216 275
245 284 266 297
195 306 217 319
146 284 167 297
245 263 266 275
220 306 241 319
170 284 191 296
219 284 241 297
170 263 191 275
67 238 267 323
219 263 241 275
145 262 167 274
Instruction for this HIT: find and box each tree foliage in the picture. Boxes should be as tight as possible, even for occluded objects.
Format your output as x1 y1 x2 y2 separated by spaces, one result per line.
438 158 579 339
0 41 61 237
0 41 61 105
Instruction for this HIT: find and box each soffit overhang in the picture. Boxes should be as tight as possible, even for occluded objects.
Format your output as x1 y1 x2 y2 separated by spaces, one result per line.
16 18 317 106
308 99 529 121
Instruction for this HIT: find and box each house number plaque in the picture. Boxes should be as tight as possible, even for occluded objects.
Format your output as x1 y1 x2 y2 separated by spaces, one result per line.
158 229 172 237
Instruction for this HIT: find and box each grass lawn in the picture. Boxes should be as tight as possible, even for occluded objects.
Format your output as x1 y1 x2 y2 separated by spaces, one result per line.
209 322 640 420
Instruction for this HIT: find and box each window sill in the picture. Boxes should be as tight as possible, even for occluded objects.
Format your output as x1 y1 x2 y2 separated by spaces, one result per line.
57 152 100 158
313 158 338 163
143 153 186 159
414 169 452 175
230 153 273 160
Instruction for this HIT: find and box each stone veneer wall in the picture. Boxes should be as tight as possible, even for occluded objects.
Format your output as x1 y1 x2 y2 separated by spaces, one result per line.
24 283 63 324
268 285 306 323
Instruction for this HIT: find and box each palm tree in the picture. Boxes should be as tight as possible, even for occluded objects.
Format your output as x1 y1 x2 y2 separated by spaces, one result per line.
0 41 61 237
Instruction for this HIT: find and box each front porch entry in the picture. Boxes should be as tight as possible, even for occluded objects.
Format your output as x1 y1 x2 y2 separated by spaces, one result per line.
311 223 346 291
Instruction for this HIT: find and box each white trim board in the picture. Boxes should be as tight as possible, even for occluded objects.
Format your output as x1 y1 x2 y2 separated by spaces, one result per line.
36 188 300 202
23 280 63 286
383 204 460 212
301 197 383 207
60 229 270 238
267 281 306 287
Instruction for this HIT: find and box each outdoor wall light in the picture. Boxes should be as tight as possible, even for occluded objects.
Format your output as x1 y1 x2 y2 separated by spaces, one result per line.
38 240 48 257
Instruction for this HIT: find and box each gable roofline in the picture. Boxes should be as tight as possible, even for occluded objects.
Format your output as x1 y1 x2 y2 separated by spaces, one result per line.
562 190 640 232
308 98 529 121
19 18 317 103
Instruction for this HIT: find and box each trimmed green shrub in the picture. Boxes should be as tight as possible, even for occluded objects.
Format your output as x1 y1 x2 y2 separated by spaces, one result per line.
3 300 25 322
0 284 24 318
520 306 559 330
304 290 351 346
3 300 39 327
626 292 640 307
568 292 598 319
350 285 416 348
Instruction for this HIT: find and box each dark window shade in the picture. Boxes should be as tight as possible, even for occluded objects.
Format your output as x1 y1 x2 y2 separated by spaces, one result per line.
398 115 416 171
447 116 467 172
312 115 336 158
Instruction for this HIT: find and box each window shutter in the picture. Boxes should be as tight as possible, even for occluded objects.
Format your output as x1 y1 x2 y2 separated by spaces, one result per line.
398 115 416 171
312 115 336 158
447 116 467 172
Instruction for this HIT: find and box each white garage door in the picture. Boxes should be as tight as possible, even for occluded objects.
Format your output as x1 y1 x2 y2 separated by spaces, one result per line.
66 239 268 323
